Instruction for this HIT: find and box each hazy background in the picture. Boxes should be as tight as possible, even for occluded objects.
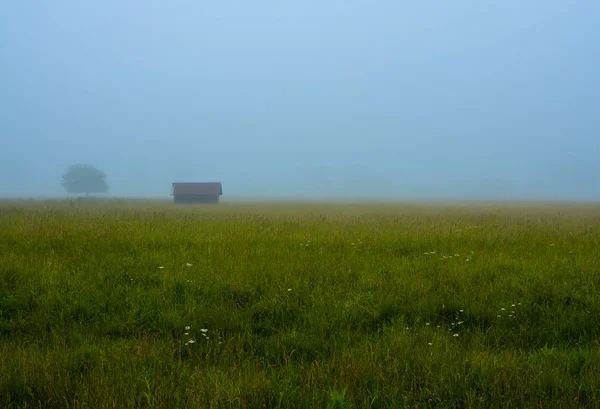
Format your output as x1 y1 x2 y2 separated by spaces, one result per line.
1 1 599 199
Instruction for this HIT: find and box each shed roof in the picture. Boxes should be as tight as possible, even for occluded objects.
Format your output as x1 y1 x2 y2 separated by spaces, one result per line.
172 182 222 196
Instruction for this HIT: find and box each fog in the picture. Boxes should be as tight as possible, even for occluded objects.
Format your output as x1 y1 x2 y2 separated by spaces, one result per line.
1 1 599 200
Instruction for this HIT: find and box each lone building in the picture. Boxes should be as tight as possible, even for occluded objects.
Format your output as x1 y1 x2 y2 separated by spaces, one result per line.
171 182 223 204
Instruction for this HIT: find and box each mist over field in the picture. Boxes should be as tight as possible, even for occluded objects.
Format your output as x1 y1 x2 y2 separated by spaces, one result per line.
1 1 599 200
4 4 600 406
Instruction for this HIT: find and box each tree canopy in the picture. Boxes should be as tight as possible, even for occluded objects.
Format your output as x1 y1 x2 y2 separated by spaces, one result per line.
62 164 109 196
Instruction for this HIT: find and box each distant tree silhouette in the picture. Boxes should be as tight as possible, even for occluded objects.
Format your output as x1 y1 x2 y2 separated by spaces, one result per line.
61 164 109 196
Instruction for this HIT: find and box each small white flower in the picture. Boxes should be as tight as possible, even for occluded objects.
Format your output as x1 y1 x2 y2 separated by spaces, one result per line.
497 315 501 318
184 332 189 335
200 328 208 333
186 263 192 267
437 325 440 328
287 288 292 291
187 340 196 344
501 308 505 311
458 321 464 325
185 326 190 330
518 303 522 306
158 266 164 269
427 342 432 346
425 323 430 326
453 334 459 337
459 310 464 313
511 304 516 307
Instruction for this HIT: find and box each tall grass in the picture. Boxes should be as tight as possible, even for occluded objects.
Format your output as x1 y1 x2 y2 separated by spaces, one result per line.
1 201 600 408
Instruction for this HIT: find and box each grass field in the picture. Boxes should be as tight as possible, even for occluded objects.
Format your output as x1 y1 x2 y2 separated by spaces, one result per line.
2 200 600 408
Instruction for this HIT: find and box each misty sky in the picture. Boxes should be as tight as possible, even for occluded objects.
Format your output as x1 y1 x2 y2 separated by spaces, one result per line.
1 1 599 199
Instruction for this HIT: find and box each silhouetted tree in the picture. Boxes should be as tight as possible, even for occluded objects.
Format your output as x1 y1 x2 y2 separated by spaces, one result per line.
61 164 109 196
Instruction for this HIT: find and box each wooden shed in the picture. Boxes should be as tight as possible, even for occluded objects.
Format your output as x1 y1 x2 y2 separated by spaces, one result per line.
172 182 223 204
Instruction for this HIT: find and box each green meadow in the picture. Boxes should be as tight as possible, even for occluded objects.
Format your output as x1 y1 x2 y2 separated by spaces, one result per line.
2 201 600 408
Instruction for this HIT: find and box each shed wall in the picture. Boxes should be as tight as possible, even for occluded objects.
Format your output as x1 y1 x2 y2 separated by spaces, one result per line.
174 195 220 204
